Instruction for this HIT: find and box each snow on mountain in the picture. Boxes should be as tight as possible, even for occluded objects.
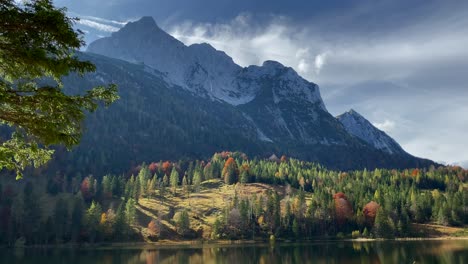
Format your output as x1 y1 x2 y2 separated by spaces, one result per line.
87 17 326 108
239 61 326 110
337 109 405 155
85 16 434 167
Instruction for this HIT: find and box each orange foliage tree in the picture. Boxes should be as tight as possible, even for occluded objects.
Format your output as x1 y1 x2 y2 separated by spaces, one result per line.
363 201 380 226
162 161 172 175
333 192 353 225
148 219 160 236
222 157 238 184
148 162 158 174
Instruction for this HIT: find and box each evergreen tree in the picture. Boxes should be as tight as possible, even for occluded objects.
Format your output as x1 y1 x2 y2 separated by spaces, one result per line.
170 167 179 195
174 210 190 236
240 170 249 184
114 203 126 239
192 170 202 192
125 198 137 225
53 198 68 242
373 207 394 238
133 177 141 202
148 176 157 198
85 201 102 242
71 195 84 242
292 218 299 238
182 174 189 198
138 164 150 197
102 175 112 198
22 182 41 244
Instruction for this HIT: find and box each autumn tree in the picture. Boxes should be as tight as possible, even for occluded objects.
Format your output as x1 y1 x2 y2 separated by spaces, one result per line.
363 201 380 227
162 161 171 175
333 192 353 226
80 176 96 201
222 157 238 185
147 218 160 237
0 0 118 179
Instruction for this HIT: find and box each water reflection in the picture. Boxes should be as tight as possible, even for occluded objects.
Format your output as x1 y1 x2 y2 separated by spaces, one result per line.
1 240 467 264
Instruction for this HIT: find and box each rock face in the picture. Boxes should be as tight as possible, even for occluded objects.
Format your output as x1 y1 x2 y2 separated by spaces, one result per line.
87 17 345 145
337 109 405 155
77 16 436 174
87 17 326 107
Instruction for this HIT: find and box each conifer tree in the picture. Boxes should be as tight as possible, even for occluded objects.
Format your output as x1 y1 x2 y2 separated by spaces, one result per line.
192 170 202 192
125 198 137 225
170 167 179 195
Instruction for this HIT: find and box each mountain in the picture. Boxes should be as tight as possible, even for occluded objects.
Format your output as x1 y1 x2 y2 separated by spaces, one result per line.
87 17 350 147
337 109 405 155
57 16 437 176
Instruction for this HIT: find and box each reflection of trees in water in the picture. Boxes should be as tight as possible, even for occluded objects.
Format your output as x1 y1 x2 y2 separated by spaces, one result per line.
0 242 467 263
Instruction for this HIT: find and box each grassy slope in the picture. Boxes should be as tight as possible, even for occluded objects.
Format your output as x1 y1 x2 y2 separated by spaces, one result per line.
135 179 289 241
132 179 466 242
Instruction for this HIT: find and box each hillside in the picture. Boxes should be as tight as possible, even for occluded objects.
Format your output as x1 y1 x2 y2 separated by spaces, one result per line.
68 16 437 175
38 49 436 179
0 152 465 246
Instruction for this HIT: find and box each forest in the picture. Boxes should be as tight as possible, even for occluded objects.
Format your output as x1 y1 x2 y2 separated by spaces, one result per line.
0 151 466 246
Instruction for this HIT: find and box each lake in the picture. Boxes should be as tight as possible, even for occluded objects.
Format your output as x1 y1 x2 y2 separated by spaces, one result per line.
1 240 467 263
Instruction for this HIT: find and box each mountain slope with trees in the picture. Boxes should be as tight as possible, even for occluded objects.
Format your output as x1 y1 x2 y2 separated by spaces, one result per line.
0 152 465 245
39 51 435 179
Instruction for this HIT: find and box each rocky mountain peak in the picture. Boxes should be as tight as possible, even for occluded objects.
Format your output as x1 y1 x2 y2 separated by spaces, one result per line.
337 109 405 155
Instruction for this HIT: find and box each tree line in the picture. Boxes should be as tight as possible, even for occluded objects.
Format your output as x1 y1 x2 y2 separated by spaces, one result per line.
0 151 466 245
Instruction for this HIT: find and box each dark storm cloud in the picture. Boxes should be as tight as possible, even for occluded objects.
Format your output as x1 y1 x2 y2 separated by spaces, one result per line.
56 0 468 166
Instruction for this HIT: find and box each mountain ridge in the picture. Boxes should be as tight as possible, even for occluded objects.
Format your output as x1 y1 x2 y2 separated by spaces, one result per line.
76 16 437 173
337 109 406 155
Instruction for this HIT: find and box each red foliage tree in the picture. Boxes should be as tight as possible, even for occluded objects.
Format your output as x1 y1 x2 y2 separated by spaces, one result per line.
222 157 239 184
148 219 160 236
220 151 232 159
148 162 158 174
333 192 347 200
162 161 172 175
333 192 353 225
363 201 380 226
80 177 94 201
80 178 90 199
280 155 287 163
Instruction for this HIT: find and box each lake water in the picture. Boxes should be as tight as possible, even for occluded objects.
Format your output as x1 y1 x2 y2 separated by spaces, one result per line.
1 240 467 264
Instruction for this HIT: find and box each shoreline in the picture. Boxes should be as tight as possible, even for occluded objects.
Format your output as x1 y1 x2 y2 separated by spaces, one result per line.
3 236 467 250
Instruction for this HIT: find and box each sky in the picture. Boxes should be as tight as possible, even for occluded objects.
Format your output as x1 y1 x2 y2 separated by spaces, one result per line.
55 0 468 167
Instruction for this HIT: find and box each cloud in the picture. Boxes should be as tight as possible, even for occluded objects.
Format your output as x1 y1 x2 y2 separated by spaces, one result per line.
68 2 468 166
79 15 129 26
76 19 121 32
166 9 468 165
168 9 468 88
314 53 327 74
169 13 328 80
71 13 134 34
373 120 396 133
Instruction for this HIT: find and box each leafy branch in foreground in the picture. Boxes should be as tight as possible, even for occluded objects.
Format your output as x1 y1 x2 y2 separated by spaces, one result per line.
0 0 119 179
